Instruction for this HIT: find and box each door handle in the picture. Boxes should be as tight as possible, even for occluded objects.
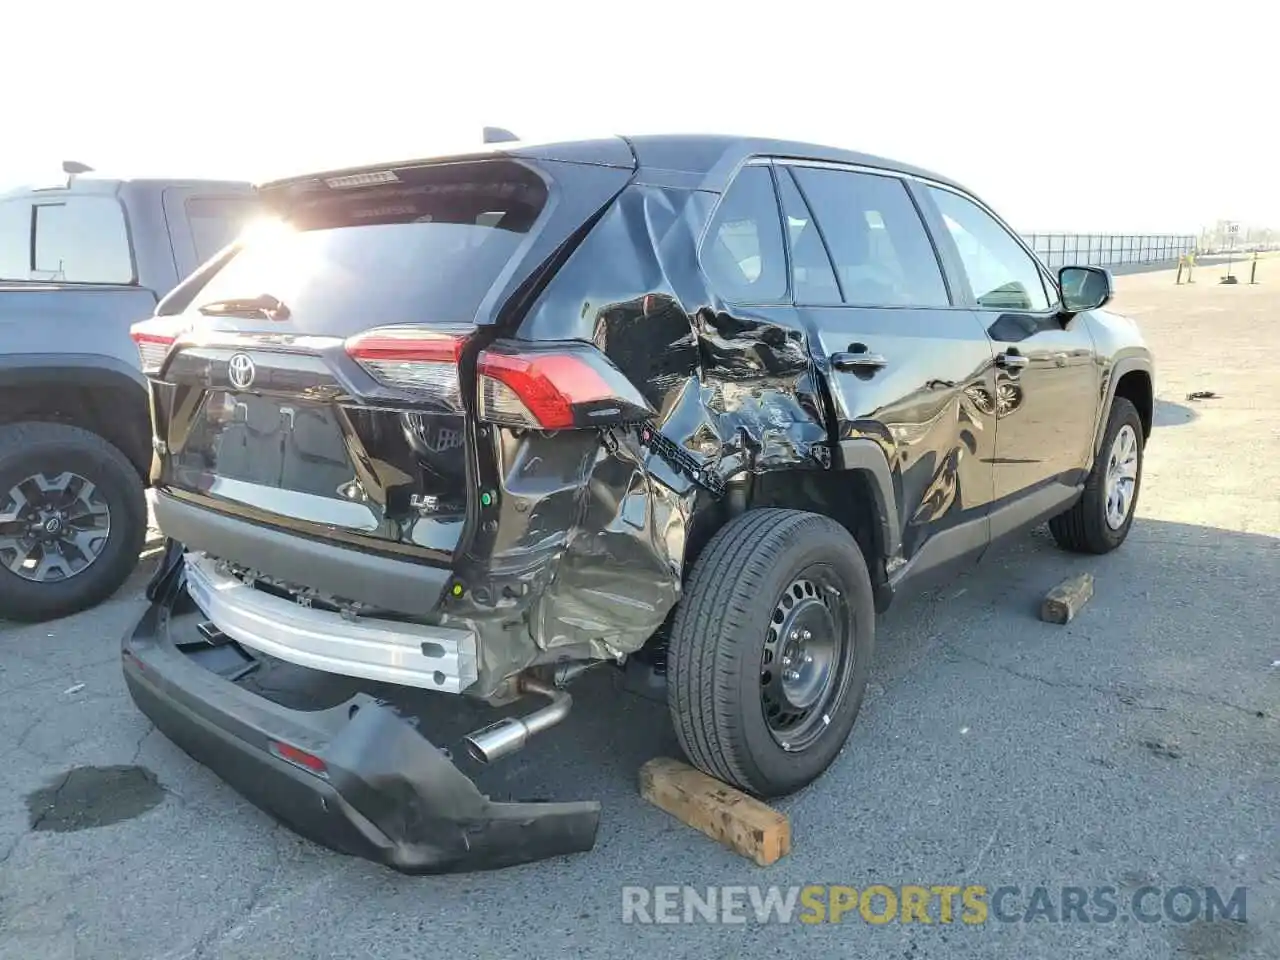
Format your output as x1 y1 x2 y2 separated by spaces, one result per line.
831 351 888 371
995 351 1029 371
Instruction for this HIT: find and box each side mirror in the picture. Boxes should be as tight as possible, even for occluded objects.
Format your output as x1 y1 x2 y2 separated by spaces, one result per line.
1058 265 1113 314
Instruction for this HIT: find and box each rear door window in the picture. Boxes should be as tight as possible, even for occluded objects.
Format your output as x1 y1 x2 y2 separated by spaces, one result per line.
791 167 949 307
31 196 134 283
777 169 840 304
700 165 787 303
192 160 549 329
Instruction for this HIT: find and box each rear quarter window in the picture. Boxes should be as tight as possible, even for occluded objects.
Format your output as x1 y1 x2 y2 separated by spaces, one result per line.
185 196 261 263
700 165 787 303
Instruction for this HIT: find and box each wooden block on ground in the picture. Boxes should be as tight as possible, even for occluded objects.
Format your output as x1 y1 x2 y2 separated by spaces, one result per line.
638 757 790 866
1041 572 1095 624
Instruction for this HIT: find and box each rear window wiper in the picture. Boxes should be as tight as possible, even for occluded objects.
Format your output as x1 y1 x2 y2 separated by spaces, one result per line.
197 293 291 322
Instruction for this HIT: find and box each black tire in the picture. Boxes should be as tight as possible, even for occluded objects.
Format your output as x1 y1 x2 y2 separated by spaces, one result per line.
667 508 875 797
0 422 146 622
1049 397 1144 554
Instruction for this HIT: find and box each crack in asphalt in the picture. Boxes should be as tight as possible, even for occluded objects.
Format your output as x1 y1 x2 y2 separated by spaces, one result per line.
0 653 121 698
965 822 1002 876
0 710 53 763
0 721 155 897
130 720 156 764
29 769 74 833
940 641 1273 719
1127 536 1280 551
167 824 286 960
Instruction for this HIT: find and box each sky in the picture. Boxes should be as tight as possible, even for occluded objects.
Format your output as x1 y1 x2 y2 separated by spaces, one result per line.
3 0 1276 233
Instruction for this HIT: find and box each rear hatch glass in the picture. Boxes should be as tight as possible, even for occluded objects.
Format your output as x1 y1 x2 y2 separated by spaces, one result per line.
190 161 549 335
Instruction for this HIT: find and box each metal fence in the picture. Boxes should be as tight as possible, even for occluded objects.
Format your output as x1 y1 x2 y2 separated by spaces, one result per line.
1023 233 1197 269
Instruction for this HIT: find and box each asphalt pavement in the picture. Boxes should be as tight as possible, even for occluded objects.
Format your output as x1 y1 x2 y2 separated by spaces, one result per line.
1 265 1277 959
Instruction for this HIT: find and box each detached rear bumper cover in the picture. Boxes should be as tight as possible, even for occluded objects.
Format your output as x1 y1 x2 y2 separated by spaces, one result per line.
122 600 600 874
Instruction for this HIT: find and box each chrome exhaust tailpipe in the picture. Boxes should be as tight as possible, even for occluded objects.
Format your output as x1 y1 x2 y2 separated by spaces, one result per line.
463 677 572 764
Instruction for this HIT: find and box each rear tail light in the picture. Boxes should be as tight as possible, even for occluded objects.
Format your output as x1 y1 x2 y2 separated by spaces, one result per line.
129 319 179 375
345 326 465 411
476 343 654 430
344 327 654 430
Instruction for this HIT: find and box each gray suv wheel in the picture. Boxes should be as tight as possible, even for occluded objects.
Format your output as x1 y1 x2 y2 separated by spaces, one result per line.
0 423 145 622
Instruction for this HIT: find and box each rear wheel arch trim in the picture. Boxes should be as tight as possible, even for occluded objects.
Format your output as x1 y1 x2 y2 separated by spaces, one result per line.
1095 358 1153 454
0 353 148 392
0 359 151 476
835 439 901 560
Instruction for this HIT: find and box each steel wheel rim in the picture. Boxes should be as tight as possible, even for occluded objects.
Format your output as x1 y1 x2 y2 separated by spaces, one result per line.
0 471 112 582
760 566 854 752
1104 424 1139 530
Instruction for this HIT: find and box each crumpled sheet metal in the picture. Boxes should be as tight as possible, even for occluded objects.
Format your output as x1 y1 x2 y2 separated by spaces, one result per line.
451 182 831 689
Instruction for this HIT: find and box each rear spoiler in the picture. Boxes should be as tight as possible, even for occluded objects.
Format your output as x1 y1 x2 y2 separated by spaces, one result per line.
258 137 637 194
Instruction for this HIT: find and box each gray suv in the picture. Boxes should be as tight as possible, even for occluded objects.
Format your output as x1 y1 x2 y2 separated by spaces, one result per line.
0 167 256 620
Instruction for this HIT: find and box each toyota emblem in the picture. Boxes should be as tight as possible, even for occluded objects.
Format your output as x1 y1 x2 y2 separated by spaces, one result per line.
228 353 256 390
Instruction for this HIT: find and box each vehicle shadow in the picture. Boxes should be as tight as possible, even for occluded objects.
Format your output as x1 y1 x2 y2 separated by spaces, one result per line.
237 516 1277 823
1153 398 1196 427
478 517 1275 813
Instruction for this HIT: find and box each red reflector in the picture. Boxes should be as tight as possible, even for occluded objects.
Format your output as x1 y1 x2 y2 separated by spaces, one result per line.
476 351 614 430
270 740 328 777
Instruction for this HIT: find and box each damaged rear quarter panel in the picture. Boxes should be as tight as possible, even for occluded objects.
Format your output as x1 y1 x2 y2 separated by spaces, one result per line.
449 181 831 682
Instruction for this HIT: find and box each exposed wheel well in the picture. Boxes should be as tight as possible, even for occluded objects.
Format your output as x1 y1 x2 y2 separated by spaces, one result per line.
1113 370 1153 443
643 467 892 668
0 381 150 480
744 470 887 588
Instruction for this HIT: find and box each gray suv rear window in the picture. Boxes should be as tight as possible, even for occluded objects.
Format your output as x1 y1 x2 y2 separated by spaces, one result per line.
33 196 134 283
0 194 134 283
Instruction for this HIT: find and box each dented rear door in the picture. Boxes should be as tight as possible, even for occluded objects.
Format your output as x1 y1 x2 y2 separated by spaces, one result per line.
777 161 997 571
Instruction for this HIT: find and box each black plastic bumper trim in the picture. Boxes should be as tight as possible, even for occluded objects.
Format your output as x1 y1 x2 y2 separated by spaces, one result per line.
121 600 600 874
152 491 451 615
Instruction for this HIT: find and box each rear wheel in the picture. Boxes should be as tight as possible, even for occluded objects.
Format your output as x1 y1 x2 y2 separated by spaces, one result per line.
0 423 146 622
1049 397 1144 554
667 509 875 797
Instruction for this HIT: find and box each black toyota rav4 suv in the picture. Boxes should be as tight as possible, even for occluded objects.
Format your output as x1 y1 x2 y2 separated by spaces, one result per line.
125 134 1153 872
